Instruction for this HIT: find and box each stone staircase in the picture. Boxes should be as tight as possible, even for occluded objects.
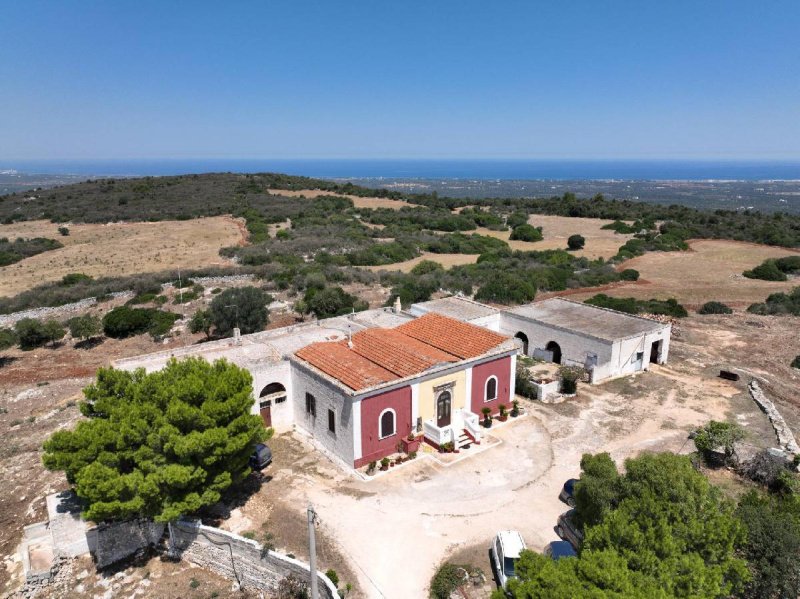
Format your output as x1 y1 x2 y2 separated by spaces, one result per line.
457 429 479 450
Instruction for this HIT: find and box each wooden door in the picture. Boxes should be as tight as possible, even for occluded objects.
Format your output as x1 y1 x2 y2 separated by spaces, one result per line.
437 391 451 428
259 400 272 428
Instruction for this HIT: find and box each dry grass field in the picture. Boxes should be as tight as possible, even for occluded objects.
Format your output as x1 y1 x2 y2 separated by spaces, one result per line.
269 189 410 210
476 214 633 258
363 251 479 273
0 217 245 296
563 239 800 308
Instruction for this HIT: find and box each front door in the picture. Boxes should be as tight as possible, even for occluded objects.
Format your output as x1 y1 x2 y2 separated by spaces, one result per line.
259 400 272 428
437 391 452 428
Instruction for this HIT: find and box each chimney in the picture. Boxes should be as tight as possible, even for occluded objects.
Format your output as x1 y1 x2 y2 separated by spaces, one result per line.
394 296 402 313
347 328 354 349
233 327 241 345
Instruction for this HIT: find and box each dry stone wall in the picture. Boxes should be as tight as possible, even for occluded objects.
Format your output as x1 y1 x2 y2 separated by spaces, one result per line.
88 519 165 569
171 520 338 598
749 379 800 455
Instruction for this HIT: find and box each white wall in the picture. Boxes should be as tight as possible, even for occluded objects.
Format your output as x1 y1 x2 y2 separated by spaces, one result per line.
290 364 356 466
250 361 294 431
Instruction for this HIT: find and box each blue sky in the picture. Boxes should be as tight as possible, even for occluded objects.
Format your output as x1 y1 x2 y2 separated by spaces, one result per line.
1 0 798 159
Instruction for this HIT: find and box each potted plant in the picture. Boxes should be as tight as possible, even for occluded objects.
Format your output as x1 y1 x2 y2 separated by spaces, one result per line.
481 407 492 428
401 432 421 453
380 457 390 471
366 461 377 475
408 451 417 460
511 400 520 417
498 404 508 422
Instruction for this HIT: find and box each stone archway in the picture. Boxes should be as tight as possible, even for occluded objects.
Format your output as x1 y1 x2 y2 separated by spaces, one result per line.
545 341 562 364
514 332 529 356
258 382 287 428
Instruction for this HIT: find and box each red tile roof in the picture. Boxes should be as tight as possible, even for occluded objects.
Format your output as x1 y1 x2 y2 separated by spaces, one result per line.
294 313 510 392
395 313 509 360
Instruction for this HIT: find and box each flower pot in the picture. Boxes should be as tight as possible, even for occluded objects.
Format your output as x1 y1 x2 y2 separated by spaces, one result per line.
499 415 508 422
401 438 421 453
483 419 492 428
380 465 388 471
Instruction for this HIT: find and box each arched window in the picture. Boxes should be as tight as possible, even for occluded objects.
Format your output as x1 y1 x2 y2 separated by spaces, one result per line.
485 376 498 402
379 409 396 439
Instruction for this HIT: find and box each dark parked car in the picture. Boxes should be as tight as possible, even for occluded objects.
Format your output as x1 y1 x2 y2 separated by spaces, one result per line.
544 540 577 560
249 443 272 470
555 509 584 551
559 478 578 507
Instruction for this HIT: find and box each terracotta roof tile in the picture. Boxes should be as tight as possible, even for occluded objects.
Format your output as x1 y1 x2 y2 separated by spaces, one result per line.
295 341 397 391
395 313 509 359
294 313 510 392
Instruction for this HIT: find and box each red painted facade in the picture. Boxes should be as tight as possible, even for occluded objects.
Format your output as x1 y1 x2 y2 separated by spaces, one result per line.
354 385 412 468
470 356 512 416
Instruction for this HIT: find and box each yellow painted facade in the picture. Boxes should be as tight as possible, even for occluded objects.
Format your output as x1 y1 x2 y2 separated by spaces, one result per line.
418 369 466 422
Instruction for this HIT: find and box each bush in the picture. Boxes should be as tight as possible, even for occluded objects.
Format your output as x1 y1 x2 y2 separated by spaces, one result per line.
325 569 339 587
429 562 466 599
67 314 102 340
102 306 179 339
304 286 367 319
619 268 640 281
743 260 787 281
14 318 51 350
698 301 733 315
693 420 745 465
509 224 543 242
567 234 586 250
475 272 536 304
747 286 800 316
559 366 583 394
61 273 93 286
209 286 271 336
792 355 800 369
410 260 444 276
58 226 70 236
0 327 17 350
585 294 688 317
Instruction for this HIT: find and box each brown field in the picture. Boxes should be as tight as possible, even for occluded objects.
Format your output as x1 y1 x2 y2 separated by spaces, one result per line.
269 189 410 210
363 252 479 273
561 239 800 308
0 217 245 296
476 215 633 258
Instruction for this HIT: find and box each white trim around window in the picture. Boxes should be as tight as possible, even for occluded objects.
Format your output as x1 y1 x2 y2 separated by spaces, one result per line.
484 375 498 402
378 408 397 440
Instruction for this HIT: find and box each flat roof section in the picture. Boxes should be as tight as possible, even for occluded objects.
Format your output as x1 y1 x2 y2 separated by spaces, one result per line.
410 295 500 322
505 298 666 342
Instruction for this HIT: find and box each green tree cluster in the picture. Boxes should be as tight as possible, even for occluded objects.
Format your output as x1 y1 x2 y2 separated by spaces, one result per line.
303 286 367 319
475 272 536 304
14 317 65 349
747 286 800 316
743 256 800 281
67 314 102 341
102 306 179 339
503 453 749 599
208 286 271 336
42 358 268 522
693 420 745 465
585 294 688 317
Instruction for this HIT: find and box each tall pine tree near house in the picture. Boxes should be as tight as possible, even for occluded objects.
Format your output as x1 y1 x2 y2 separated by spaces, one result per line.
43 357 269 523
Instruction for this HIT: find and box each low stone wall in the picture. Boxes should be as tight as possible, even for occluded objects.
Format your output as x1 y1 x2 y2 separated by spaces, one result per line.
87 519 165 569
171 520 338 598
749 379 800 455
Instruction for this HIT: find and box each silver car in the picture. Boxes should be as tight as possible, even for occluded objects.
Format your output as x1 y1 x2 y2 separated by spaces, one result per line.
555 509 584 551
490 530 526 590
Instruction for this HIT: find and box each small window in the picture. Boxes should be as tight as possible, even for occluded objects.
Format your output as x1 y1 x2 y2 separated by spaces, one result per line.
259 399 271 409
328 408 336 434
305 393 316 417
379 409 396 439
635 351 644 363
485 376 498 402
275 396 286 404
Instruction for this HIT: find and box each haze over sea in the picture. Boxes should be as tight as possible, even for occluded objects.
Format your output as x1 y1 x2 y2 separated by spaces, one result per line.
3 158 800 181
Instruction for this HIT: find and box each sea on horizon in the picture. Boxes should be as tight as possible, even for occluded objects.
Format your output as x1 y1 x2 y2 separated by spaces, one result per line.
2 158 800 181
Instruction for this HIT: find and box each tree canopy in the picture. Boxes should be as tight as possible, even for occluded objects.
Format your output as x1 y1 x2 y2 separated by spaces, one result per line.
42 357 268 523
209 286 270 336
505 452 749 599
